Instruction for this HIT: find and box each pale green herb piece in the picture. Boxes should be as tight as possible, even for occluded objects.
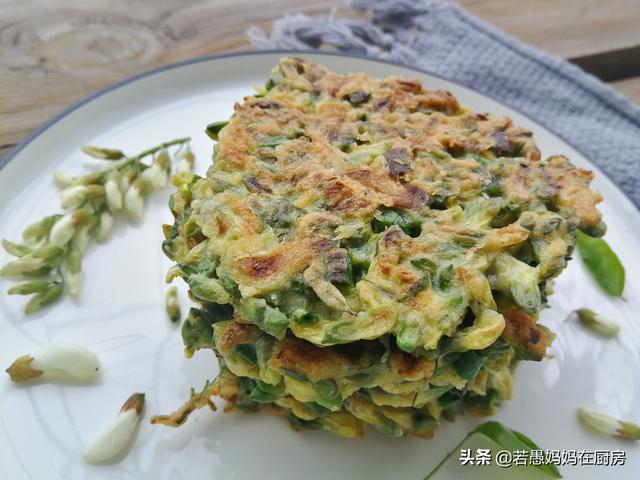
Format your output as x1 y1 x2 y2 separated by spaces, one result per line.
576 231 624 297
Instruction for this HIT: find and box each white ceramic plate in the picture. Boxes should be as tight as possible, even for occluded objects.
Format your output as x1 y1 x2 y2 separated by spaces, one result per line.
0 51 638 480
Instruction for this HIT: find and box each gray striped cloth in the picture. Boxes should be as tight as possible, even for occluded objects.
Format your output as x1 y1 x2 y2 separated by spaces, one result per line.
248 0 640 207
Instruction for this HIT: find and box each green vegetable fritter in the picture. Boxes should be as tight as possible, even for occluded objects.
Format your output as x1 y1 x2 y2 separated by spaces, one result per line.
154 58 604 438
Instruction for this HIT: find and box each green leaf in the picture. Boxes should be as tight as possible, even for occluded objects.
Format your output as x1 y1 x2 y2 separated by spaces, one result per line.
460 151 491 166
293 312 319 325
248 380 285 403
453 350 487 380
576 231 625 297
423 421 562 479
235 344 258 365
181 307 215 355
236 298 289 339
475 422 561 478
312 379 342 409
371 207 421 237
411 256 438 274
280 368 308 382
205 120 229 140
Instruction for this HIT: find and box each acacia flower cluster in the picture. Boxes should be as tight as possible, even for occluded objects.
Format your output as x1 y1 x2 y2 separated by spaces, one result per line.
0 138 194 313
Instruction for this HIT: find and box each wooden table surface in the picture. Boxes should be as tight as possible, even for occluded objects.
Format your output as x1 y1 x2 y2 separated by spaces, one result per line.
1 0 639 160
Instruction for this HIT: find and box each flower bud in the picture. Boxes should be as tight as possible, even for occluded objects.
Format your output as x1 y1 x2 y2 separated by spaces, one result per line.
81 145 125 160
124 178 149 220
23 214 61 242
2 239 32 257
96 211 114 243
105 171 123 211
49 214 76 246
0 257 46 277
7 279 50 295
120 169 137 193
72 218 96 255
141 163 168 190
54 171 79 188
575 308 620 337
80 172 105 186
33 244 65 263
577 407 640 440
175 149 195 174
65 250 82 298
5 341 99 382
25 282 64 314
83 393 145 464
85 184 105 201
60 185 88 209
49 210 90 246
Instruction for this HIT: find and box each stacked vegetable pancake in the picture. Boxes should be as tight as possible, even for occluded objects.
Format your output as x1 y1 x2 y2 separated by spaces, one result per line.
159 58 604 438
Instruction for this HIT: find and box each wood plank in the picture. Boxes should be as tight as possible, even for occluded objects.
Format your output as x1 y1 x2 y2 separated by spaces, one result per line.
570 46 640 82
460 0 640 60
0 0 355 151
611 77 640 106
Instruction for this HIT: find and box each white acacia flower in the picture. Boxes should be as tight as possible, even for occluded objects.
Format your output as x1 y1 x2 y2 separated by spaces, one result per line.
49 214 77 246
83 393 145 464
141 163 168 190
577 407 640 440
124 179 148 220
0 257 45 277
5 342 100 382
22 216 58 242
96 211 114 243
66 271 81 298
64 250 82 298
53 171 78 188
119 170 136 193
105 172 123 211
175 149 195 174
72 225 91 255
174 157 193 174
575 308 620 337
60 185 88 209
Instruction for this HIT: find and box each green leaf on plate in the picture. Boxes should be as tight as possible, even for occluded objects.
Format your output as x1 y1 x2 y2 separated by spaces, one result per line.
423 421 561 479
576 231 625 297
205 120 229 140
